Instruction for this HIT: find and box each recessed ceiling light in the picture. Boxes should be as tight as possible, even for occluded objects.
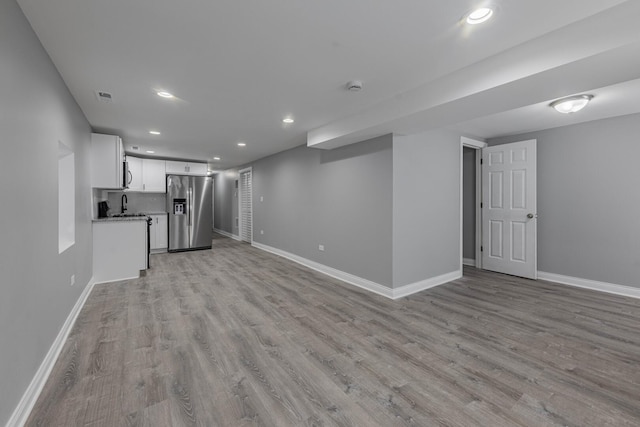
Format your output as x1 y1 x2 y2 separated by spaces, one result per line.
157 91 174 98
149 130 161 135
282 117 294 124
550 95 593 114
146 150 155 154
237 142 246 147
213 156 221 160
466 7 494 25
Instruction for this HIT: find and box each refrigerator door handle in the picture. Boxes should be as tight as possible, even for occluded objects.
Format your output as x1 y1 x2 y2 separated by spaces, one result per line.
188 187 193 227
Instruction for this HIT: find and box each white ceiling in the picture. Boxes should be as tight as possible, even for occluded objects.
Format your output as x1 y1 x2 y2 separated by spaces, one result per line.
16 0 638 168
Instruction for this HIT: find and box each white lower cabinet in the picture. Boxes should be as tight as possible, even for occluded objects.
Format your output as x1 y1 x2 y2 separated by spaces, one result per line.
93 220 147 283
149 214 168 252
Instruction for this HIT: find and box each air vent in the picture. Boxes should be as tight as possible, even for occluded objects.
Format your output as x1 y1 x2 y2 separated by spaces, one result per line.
95 90 114 103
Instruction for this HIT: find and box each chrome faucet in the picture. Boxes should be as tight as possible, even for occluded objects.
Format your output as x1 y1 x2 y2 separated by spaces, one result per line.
121 194 128 214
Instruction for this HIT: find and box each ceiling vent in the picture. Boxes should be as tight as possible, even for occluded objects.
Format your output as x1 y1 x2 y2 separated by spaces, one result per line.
95 90 114 103
346 80 363 92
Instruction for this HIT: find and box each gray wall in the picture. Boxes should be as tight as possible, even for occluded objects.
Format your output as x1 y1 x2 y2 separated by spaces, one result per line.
0 0 93 423
252 136 393 287
489 113 640 288
462 147 476 260
213 169 239 235
393 130 461 287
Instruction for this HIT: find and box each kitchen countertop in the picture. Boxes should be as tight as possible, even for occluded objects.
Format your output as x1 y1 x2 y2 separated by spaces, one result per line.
93 216 149 223
93 212 168 222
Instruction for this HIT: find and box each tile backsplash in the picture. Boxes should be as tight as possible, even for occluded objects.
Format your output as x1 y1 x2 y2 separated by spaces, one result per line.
107 191 167 214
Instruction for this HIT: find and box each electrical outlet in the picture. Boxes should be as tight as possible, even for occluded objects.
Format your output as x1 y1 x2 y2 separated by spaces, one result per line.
318 244 324 251
70 274 75 286
260 230 264 235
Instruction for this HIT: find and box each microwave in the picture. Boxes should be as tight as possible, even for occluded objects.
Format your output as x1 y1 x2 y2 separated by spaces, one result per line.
123 160 130 189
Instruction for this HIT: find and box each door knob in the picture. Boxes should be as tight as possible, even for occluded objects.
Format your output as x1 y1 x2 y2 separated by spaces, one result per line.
527 213 535 219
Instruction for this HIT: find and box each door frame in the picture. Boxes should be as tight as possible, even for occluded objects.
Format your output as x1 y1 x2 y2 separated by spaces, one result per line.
460 136 487 271
238 166 253 243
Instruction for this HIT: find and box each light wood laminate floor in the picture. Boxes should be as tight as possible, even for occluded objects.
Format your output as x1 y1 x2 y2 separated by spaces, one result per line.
27 234 640 426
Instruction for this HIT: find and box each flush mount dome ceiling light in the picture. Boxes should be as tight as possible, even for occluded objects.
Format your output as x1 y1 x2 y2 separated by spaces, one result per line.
282 117 294 124
466 7 494 24
346 80 363 91
149 130 161 135
550 95 594 114
157 91 174 98
237 142 246 147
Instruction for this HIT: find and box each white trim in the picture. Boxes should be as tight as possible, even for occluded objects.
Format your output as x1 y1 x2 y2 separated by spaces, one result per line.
252 241 394 298
213 228 241 241
460 137 487 273
474 150 483 269
392 270 462 299
93 275 139 285
461 136 487 149
538 271 640 300
7 279 97 427
252 241 459 300
463 258 476 267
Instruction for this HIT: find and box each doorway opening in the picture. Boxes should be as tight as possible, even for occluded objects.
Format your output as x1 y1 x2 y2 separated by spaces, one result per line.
462 146 477 267
460 137 486 273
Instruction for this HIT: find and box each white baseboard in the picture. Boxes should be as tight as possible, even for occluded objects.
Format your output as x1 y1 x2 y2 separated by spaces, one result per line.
393 270 462 299
213 228 241 241
462 258 476 267
6 278 97 427
251 242 395 298
252 242 458 300
538 271 640 300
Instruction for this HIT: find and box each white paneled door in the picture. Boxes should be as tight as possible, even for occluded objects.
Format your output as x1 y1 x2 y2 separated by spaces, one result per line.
482 140 537 279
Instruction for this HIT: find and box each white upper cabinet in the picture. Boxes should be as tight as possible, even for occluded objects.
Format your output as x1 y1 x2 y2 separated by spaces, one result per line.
189 162 208 176
123 157 167 193
91 133 125 189
126 156 143 191
165 160 208 176
142 159 166 192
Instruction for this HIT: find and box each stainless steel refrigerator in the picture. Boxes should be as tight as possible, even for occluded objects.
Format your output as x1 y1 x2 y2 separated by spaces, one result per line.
167 175 213 252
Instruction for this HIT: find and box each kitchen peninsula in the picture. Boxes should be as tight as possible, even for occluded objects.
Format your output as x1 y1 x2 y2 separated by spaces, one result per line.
92 216 148 283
